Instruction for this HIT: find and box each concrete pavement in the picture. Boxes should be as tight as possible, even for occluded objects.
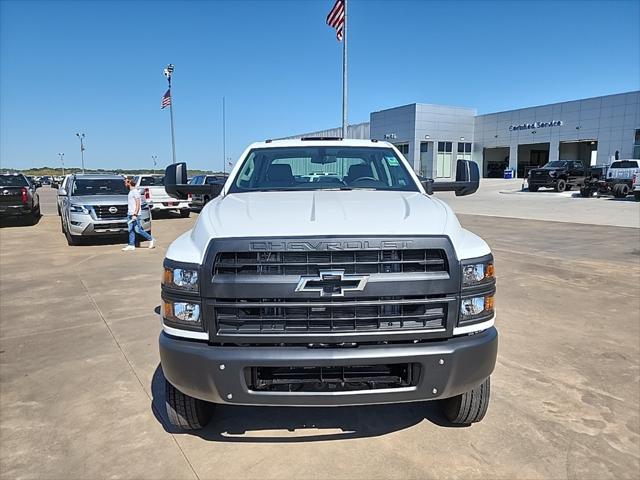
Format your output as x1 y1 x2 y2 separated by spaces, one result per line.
0 187 638 479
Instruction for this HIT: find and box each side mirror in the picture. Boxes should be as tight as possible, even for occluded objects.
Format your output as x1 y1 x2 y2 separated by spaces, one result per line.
165 162 223 200
423 160 480 197
453 159 480 196
58 188 67 196
419 177 434 195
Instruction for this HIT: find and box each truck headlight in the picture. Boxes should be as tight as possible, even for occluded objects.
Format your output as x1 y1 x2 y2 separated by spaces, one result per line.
459 295 494 324
70 204 89 214
461 259 494 287
163 301 201 327
163 266 199 293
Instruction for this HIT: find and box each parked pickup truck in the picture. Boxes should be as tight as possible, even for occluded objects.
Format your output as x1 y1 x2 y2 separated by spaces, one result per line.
527 160 588 192
188 174 227 210
59 174 152 245
133 175 191 217
580 159 640 198
158 139 498 430
0 173 40 224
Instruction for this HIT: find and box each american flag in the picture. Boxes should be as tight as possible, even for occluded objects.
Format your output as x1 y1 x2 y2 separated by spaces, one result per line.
326 0 345 41
161 89 171 109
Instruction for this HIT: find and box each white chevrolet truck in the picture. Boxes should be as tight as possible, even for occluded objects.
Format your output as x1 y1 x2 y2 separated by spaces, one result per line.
160 138 497 430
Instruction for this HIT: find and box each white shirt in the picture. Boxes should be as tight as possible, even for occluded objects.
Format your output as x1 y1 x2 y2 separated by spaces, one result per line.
128 189 142 215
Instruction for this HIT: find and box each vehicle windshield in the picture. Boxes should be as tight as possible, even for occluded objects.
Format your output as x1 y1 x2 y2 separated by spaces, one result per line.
0 175 29 187
139 175 165 186
229 146 419 193
72 178 128 196
542 161 569 169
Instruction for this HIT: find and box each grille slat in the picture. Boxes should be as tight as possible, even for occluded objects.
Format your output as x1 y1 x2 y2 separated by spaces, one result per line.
214 249 448 276
215 296 447 335
93 205 128 220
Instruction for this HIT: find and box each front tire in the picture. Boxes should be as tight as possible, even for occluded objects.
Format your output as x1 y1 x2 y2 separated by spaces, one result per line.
441 377 491 425
554 179 567 192
634 192 640 202
180 209 190 218
528 185 539 192
165 379 214 430
65 226 80 246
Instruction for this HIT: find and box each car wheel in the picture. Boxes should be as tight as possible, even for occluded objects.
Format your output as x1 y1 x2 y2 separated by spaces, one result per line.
613 183 629 198
440 377 491 425
528 185 539 192
65 227 80 246
554 179 567 192
165 379 214 430
180 209 190 218
634 192 640 202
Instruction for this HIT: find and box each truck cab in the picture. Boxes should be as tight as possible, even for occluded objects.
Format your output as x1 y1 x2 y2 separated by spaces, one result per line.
133 174 191 218
159 139 497 429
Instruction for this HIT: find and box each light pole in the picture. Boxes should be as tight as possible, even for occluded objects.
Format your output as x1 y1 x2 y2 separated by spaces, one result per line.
75 133 85 173
58 153 65 176
152 155 158 174
163 64 177 164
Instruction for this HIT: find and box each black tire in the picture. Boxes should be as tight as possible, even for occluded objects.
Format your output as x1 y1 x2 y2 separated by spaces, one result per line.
554 179 567 192
441 377 490 425
65 226 80 246
580 187 594 198
165 379 214 430
528 185 539 192
180 209 190 218
634 192 640 202
615 184 630 198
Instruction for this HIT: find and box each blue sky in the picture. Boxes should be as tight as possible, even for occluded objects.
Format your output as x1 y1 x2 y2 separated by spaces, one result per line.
1 0 639 171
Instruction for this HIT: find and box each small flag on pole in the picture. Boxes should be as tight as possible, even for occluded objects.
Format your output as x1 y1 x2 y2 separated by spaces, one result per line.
326 0 345 41
161 89 171 109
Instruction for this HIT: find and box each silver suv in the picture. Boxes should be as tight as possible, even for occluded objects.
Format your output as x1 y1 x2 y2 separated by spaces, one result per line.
59 174 152 246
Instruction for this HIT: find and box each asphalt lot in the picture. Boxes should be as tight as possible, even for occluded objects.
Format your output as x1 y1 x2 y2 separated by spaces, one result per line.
1 186 639 479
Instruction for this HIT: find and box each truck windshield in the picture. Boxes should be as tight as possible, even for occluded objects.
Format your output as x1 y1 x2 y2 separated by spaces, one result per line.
0 175 29 187
542 161 569 168
72 179 128 196
229 146 419 193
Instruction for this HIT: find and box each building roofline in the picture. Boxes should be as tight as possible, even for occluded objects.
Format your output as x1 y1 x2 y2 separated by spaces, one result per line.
477 90 640 117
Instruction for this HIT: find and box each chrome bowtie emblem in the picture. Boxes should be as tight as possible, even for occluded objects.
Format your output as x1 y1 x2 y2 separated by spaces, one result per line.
108 206 118 214
295 270 369 297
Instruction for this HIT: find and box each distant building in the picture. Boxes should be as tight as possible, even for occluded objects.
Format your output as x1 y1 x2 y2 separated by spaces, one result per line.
283 91 640 179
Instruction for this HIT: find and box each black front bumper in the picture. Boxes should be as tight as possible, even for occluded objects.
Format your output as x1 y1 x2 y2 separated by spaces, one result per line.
159 327 498 406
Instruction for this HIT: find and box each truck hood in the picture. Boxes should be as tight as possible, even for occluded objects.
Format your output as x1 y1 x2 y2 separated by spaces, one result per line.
70 195 128 205
195 190 452 239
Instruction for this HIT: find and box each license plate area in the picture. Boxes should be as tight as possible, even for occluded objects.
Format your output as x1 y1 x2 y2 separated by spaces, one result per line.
248 363 420 392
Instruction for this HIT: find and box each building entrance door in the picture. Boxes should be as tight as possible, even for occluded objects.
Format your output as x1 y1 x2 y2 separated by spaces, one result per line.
530 150 549 168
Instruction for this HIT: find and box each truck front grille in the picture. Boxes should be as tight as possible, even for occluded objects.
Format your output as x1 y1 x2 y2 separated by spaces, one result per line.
93 205 128 219
214 249 448 276
249 363 420 392
214 296 447 335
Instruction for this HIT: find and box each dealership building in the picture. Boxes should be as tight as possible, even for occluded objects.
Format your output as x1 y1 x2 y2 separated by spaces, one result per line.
284 90 640 179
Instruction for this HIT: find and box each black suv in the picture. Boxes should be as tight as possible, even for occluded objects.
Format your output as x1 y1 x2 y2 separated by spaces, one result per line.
527 160 588 192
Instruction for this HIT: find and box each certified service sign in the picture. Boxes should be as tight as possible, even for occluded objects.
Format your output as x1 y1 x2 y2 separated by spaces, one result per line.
509 120 562 131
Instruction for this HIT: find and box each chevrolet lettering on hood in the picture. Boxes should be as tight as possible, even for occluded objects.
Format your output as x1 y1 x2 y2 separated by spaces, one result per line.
249 240 414 251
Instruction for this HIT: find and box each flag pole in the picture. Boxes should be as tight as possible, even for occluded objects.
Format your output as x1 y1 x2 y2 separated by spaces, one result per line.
342 0 348 139
222 96 226 175
164 64 177 164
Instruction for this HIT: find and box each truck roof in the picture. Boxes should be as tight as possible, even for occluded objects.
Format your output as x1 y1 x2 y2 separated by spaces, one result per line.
72 173 125 180
249 138 393 149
